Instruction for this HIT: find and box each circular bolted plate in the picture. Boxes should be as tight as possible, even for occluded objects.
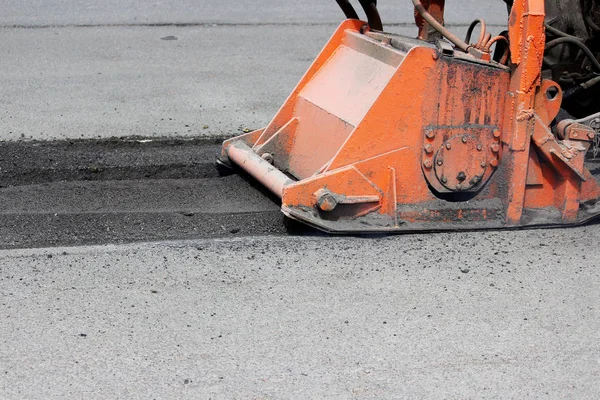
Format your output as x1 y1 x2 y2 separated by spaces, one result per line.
434 134 488 191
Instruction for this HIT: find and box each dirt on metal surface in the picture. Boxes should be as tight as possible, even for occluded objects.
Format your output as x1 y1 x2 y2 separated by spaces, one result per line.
0 137 311 249
221 3 600 233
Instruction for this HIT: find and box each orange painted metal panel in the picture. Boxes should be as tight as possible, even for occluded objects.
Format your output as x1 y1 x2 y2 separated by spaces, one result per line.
222 0 600 233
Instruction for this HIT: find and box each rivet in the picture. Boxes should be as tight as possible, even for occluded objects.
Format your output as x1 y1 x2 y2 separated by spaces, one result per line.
423 160 433 169
470 175 481 185
476 144 483 151
490 159 499 168
261 153 274 164
462 136 468 144
490 143 500 153
480 161 487 168
437 159 444 166
445 142 452 150
440 176 448 184
493 130 501 139
589 132 596 139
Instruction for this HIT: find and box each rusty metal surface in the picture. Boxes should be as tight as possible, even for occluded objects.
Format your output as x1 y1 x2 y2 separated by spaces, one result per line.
222 1 600 234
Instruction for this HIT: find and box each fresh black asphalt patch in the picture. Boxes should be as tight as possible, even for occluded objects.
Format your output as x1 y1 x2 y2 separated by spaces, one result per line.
0 137 311 249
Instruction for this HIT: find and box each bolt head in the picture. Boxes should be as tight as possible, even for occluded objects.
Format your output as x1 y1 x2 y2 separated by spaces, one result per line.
490 159 499 168
589 132 596 139
440 176 448 184
480 161 487 168
425 131 435 139
470 175 481 185
490 143 500 153
437 159 444 166
476 144 483 151
424 144 434 154
423 160 432 169
317 193 337 212
461 136 468 144
493 130 501 138
445 142 452 150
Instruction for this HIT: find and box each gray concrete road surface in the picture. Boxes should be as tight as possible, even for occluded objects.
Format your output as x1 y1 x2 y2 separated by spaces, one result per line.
1 0 508 26
1 229 600 398
0 1 507 141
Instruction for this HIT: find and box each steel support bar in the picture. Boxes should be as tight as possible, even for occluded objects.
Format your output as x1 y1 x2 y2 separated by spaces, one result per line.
227 141 294 198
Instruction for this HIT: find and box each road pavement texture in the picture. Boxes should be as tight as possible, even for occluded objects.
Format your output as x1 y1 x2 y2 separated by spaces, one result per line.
1 230 600 398
0 2 506 142
2 138 600 250
1 0 509 27
2 1 600 398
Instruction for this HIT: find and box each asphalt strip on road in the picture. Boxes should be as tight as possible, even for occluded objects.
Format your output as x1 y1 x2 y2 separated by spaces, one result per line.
3 136 600 250
0 137 317 249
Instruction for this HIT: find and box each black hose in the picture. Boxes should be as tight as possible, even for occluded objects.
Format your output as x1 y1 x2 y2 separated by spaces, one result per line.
545 37 600 73
358 0 383 31
586 14 600 32
584 0 600 32
544 23 583 41
335 0 360 20
563 75 600 99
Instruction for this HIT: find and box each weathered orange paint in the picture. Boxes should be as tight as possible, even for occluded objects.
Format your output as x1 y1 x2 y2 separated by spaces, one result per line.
221 0 600 233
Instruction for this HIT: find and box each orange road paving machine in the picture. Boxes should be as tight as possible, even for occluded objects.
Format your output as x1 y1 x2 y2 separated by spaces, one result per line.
220 0 600 233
